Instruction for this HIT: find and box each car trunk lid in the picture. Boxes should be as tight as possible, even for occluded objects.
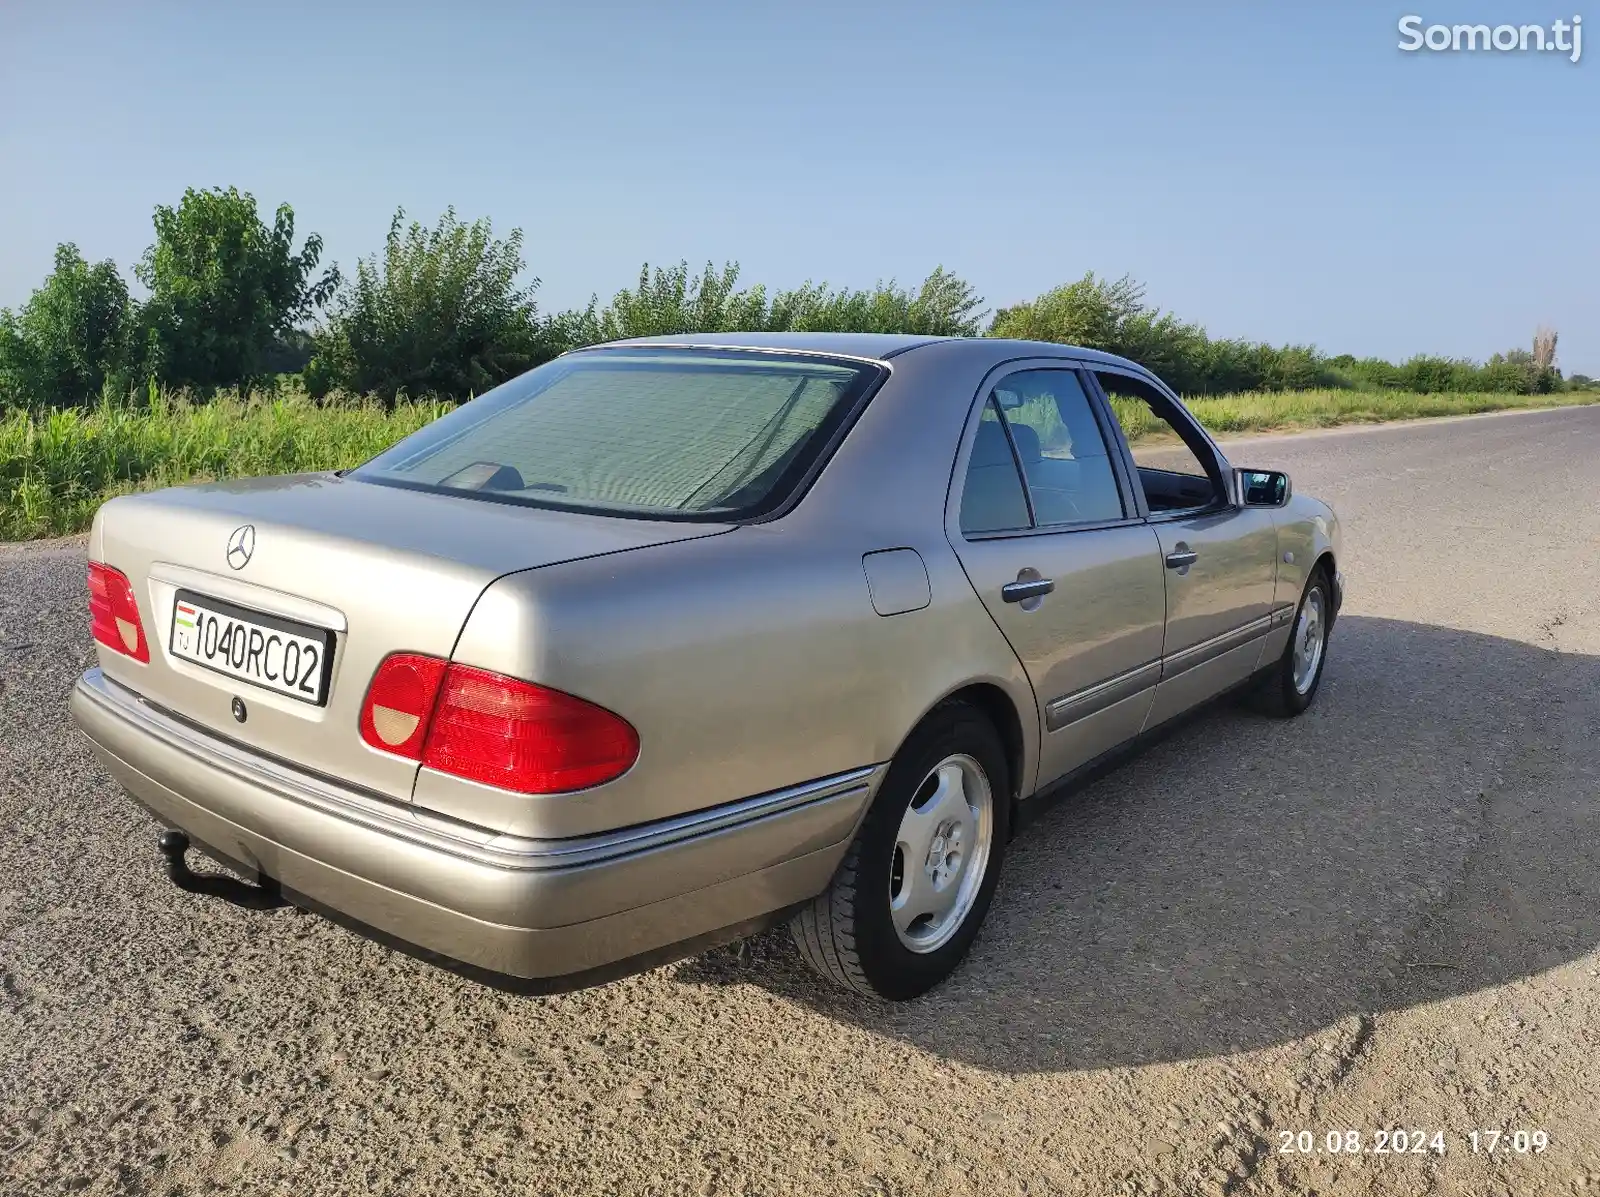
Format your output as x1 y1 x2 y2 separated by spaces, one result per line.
89 472 730 803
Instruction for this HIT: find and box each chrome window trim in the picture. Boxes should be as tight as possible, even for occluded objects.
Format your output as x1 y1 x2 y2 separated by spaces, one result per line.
1083 365 1236 519
76 668 879 874
962 514 1150 542
950 358 1143 542
1087 363 1232 473
1145 507 1229 524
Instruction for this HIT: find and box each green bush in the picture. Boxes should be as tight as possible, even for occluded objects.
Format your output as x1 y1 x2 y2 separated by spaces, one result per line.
1324 350 1556 396
0 244 134 410
307 208 550 406
137 187 337 396
568 260 987 345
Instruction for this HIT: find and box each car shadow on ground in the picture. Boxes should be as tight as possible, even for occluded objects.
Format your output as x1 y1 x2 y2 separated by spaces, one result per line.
674 615 1600 1073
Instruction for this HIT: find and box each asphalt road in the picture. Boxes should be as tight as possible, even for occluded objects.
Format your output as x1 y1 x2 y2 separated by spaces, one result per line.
3 405 1599 1197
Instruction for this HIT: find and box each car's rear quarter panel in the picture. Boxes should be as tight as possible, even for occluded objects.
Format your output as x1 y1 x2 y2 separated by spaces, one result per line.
427 520 1035 839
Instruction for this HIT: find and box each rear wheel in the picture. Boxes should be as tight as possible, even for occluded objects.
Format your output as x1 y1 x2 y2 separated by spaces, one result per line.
1253 565 1332 717
790 702 1010 1000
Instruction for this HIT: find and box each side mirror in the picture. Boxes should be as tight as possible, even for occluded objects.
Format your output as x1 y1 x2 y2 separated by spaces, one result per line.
1236 468 1292 508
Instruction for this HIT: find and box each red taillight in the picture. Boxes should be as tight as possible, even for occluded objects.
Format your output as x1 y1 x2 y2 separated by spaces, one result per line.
423 665 640 794
358 653 448 759
87 562 149 663
359 656 639 794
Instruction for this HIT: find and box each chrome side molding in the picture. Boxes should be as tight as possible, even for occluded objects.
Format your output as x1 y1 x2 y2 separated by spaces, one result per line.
1158 614 1273 680
1045 660 1161 731
1045 607 1295 731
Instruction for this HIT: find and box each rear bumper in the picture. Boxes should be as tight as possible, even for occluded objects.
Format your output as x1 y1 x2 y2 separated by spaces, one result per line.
69 668 876 985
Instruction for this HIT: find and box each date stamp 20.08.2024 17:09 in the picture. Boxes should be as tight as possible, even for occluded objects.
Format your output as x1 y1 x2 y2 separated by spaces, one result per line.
1274 1128 1550 1158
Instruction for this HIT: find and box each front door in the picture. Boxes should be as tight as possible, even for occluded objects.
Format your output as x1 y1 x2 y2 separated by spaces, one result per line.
949 367 1168 788
1089 369 1280 727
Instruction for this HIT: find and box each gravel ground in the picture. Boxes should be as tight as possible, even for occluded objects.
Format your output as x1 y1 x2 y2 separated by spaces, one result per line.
3 405 1598 1196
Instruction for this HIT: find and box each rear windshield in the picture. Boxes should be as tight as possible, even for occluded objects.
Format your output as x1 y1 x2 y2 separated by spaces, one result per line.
351 348 884 520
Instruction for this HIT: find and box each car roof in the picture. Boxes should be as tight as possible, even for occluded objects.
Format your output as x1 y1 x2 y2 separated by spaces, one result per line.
599 331 947 359
587 331 1144 371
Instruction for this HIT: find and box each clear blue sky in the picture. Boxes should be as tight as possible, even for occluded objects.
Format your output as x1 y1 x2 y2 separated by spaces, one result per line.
1 1 1594 371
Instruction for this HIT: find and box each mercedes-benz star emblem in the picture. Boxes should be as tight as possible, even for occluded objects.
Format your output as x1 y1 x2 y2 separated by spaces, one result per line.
226 524 256 570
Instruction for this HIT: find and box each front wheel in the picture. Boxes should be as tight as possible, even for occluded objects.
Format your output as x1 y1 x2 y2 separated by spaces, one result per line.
790 702 1010 1000
1253 565 1333 717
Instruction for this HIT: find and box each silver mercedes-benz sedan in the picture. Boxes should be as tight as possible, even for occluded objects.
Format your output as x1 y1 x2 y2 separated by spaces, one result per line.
70 333 1342 1000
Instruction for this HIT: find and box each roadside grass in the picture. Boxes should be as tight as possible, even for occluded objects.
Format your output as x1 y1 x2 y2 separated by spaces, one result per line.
1 385 1595 541
1176 387 1594 437
0 391 444 540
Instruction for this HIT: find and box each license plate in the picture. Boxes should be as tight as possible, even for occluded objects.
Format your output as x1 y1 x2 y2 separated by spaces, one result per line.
170 589 334 705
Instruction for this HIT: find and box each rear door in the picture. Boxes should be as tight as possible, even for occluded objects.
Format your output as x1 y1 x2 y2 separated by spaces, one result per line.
1087 368 1279 727
948 365 1167 790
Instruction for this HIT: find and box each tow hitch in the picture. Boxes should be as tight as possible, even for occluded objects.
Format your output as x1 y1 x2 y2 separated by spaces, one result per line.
157 830 289 910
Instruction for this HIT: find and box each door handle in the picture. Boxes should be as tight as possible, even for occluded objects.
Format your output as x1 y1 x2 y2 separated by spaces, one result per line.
1165 548 1199 570
1002 577 1055 603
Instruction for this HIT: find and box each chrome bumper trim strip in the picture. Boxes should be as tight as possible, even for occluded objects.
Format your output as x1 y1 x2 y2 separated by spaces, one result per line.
74 668 878 874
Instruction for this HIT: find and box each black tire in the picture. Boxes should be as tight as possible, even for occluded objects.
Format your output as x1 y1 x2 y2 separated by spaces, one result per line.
790 701 1011 1000
1252 565 1333 717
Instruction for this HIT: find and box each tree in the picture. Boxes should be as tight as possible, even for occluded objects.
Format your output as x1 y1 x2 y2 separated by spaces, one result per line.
307 207 546 404
1532 326 1558 372
989 272 1149 349
583 260 986 343
593 260 768 341
987 272 1334 395
136 187 336 394
990 273 1217 389
0 243 132 408
1531 326 1561 392
777 266 986 335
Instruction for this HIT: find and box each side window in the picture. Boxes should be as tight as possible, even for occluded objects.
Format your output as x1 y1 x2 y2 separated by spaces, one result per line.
1093 371 1222 514
958 400 1031 534
991 370 1125 526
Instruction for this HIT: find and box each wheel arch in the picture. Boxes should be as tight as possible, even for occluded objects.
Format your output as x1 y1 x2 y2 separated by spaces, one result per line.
925 681 1030 814
1312 548 1338 624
